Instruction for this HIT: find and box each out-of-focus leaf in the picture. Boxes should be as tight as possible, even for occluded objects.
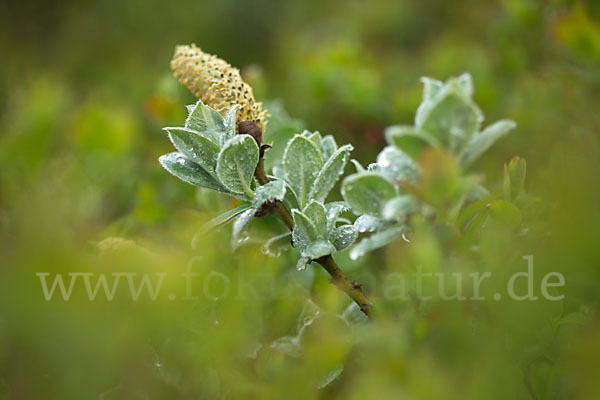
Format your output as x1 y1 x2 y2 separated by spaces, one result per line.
382 195 417 222
341 302 368 326
353 214 387 233
231 208 256 249
419 81 483 151
385 125 438 160
508 156 527 200
342 173 397 217
192 203 254 247
489 199 522 229
349 226 404 260
459 120 516 167
376 146 419 182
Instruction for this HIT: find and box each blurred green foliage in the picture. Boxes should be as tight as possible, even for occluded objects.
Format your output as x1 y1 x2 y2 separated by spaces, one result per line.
1 0 600 398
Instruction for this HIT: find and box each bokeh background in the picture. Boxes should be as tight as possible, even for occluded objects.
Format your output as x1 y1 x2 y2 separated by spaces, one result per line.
1 0 599 398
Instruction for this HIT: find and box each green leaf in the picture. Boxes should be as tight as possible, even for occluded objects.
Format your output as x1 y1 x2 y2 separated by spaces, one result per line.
309 144 353 202
159 152 229 193
296 256 312 271
341 302 368 326
382 195 417 222
464 207 489 238
185 100 226 143
222 104 241 145
419 81 483 151
231 208 257 249
292 209 320 244
329 225 358 252
458 120 516 167
252 180 286 208
457 197 492 233
353 214 387 233
325 202 349 233
164 127 221 174
283 135 323 209
302 201 327 237
508 156 526 200
192 204 253 249
376 146 419 183
385 125 438 160
557 312 590 327
489 199 522 229
349 227 404 260
341 172 398 217
420 77 444 102
216 135 259 198
306 131 322 149
321 135 338 161
305 240 336 260
455 72 474 97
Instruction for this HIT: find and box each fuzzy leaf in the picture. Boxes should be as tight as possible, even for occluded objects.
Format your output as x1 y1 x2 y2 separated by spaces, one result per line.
349 227 404 260
302 201 327 237
309 144 353 202
185 99 226 143
306 131 323 149
216 135 259 198
305 240 336 260
164 127 221 174
321 135 338 161
325 201 349 233
283 135 323 208
222 104 241 145
459 120 516 167
342 173 398 217
159 152 228 193
252 180 286 208
292 209 320 243
330 225 358 251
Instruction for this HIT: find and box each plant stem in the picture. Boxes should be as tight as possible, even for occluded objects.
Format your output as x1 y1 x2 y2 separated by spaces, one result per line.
253 152 373 317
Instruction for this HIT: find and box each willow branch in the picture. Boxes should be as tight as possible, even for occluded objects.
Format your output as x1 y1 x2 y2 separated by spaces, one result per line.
253 151 373 317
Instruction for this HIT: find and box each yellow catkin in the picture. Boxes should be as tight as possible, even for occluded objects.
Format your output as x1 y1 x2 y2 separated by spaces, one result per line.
171 44 268 132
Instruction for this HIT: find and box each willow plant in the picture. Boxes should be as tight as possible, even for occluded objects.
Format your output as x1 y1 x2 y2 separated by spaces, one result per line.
160 44 524 317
